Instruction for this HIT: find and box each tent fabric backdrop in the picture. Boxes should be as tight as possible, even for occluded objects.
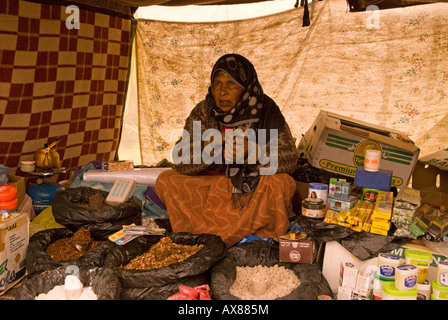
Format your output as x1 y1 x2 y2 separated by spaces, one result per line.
135 0 448 167
0 0 132 180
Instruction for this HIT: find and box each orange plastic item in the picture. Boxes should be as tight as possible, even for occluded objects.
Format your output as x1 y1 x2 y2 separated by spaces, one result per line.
0 197 18 210
0 186 17 202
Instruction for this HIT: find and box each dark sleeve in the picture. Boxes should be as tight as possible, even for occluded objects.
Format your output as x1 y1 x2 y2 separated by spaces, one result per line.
172 101 222 175
249 121 298 175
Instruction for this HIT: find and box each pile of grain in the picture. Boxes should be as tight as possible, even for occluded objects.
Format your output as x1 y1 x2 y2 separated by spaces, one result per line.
45 228 104 262
229 265 300 300
123 236 203 270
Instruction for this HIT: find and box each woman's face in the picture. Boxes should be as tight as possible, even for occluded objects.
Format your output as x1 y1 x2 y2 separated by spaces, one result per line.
211 72 244 112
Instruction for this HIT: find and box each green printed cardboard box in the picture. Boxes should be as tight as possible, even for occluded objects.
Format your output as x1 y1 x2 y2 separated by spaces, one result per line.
297 110 420 187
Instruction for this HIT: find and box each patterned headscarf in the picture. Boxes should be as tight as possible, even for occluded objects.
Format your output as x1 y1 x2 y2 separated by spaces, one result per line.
206 54 286 208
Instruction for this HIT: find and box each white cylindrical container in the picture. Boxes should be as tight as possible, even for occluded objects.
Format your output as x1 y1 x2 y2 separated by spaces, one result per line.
364 149 382 172
20 160 35 172
308 182 328 202
417 280 431 300
437 260 448 287
395 264 418 291
377 253 401 280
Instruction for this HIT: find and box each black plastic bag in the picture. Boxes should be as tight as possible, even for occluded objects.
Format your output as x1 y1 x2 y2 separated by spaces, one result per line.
15 266 121 300
26 228 117 276
210 240 333 300
340 231 410 261
52 187 142 240
296 215 355 242
296 215 410 260
104 232 227 300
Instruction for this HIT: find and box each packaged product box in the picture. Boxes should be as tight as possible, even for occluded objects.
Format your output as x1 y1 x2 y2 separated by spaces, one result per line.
339 261 358 289
327 194 358 212
279 233 316 264
0 212 29 295
297 110 419 187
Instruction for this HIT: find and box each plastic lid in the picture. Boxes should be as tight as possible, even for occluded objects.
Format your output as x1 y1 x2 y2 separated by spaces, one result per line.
405 249 433 261
432 280 448 292
396 264 417 273
378 253 400 261
21 160 35 164
309 182 328 190
365 149 381 156
383 282 418 297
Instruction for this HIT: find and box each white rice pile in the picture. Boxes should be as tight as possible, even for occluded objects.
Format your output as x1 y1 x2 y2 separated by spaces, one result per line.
229 264 300 300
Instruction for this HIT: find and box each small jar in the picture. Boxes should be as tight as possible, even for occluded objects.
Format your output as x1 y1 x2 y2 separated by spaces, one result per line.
377 253 401 280
302 198 326 219
364 149 382 172
308 182 328 202
20 160 36 173
395 264 418 291
405 249 432 284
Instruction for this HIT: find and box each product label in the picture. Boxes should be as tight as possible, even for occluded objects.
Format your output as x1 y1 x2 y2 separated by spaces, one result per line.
379 265 395 278
403 275 417 289
302 208 325 218
417 292 428 300
439 272 448 286
409 258 430 268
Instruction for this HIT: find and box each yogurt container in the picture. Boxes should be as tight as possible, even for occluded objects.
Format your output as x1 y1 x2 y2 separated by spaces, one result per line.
405 249 432 284
382 282 417 300
432 280 448 300
437 260 448 287
377 253 401 280
395 264 418 291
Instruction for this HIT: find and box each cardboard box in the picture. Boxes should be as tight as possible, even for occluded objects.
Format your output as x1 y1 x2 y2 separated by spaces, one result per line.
279 236 316 264
6 174 25 210
0 212 29 295
297 110 419 187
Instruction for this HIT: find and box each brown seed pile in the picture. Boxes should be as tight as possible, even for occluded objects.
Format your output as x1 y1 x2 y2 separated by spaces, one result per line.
45 227 104 262
122 236 203 270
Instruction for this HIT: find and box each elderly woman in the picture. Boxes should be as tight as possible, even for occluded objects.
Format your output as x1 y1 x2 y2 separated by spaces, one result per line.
155 53 298 247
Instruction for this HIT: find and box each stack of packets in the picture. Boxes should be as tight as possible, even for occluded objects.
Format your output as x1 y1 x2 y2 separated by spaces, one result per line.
101 160 134 171
324 190 393 236
391 187 420 238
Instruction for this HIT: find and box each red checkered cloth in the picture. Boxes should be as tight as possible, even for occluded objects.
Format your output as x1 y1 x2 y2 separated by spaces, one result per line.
0 0 132 180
